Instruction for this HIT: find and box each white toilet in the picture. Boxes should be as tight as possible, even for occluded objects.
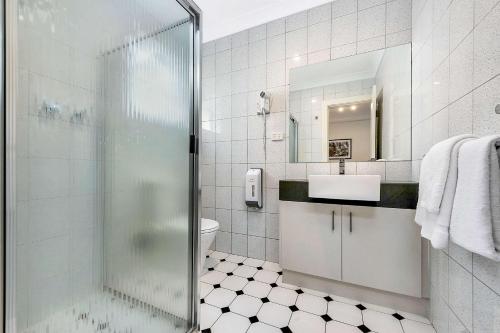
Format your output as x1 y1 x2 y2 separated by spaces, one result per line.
200 218 219 270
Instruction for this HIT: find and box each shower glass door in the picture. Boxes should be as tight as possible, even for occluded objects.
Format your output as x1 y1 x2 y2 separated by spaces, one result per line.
6 0 200 332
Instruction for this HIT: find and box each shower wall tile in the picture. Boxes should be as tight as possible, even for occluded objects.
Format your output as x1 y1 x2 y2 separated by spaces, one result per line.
202 0 412 263
413 0 500 330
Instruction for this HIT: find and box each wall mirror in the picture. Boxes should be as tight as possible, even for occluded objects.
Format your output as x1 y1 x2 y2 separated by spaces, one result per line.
288 43 411 163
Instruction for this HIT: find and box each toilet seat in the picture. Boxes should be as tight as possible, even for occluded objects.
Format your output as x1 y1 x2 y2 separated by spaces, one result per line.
201 218 219 234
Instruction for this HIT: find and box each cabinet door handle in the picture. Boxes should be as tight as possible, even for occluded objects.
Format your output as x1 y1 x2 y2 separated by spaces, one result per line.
349 212 353 233
332 211 335 231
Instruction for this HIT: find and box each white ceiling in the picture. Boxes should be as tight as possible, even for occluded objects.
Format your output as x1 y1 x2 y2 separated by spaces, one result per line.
195 0 333 42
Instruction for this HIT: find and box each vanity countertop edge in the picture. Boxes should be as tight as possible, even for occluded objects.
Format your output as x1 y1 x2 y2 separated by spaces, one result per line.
279 180 419 210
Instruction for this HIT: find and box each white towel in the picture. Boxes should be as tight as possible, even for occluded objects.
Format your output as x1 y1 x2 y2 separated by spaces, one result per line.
417 134 476 214
450 135 500 262
415 138 475 248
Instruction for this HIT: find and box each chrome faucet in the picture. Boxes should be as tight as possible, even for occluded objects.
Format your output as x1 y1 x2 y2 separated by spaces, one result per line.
339 158 345 175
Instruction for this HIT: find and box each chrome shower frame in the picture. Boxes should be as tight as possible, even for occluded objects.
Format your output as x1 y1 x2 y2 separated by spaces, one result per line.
0 0 202 331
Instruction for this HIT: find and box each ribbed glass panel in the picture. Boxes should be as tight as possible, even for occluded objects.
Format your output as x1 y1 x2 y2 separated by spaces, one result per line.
11 0 194 332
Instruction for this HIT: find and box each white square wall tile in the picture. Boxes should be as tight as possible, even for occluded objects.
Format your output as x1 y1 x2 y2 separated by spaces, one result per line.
216 164 232 186
386 0 412 34
286 28 308 58
231 140 248 164
333 0 357 18
265 213 280 239
286 11 308 32
248 212 266 237
332 14 357 47
232 233 248 257
215 231 231 253
358 5 386 40
248 236 266 260
267 34 286 63
265 238 279 263
231 117 248 141
216 208 231 232
232 210 248 235
216 186 231 209
308 21 332 53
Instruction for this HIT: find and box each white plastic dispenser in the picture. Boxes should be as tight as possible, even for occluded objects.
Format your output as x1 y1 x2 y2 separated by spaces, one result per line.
245 168 263 208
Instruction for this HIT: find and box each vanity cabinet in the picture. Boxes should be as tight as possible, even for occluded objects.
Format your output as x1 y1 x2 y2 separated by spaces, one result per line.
341 206 421 297
280 202 342 280
280 202 421 297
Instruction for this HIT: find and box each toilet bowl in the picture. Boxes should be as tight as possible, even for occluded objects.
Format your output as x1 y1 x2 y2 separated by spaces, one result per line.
200 218 219 270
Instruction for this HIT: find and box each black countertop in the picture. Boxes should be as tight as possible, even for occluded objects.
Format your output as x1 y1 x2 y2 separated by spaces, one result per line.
279 180 419 209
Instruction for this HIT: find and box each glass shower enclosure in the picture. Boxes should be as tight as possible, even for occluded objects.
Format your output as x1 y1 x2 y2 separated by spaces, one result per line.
2 0 201 332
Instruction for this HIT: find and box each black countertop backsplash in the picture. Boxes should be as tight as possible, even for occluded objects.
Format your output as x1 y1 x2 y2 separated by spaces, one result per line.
279 180 419 209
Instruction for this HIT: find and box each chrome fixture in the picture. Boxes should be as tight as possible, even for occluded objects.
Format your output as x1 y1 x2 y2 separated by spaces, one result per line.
339 158 345 175
495 104 500 114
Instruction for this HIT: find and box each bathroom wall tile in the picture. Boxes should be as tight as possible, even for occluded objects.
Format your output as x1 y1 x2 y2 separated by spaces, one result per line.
432 108 449 145
472 254 500 295
203 55 216 78
448 242 472 272
448 259 473 331
245 139 265 164
201 142 216 164
266 112 286 138
232 164 248 188
216 37 231 53
267 61 286 88
231 187 246 211
333 0 357 18
249 24 267 42
216 142 232 164
430 284 449 333
358 0 385 11
232 30 249 48
308 21 331 53
448 309 469 333
432 59 450 114
202 77 215 100
203 41 216 56
356 162 386 179
216 164 232 186
267 34 286 62
265 140 286 163
432 12 450 71
216 186 232 209
248 212 266 237
385 161 412 181
216 231 232 253
386 29 412 48
203 121 216 143
472 75 500 136
473 4 500 88
249 40 267 68
267 18 286 38
357 36 386 54
230 93 247 118
232 233 248 257
265 163 285 188
202 186 215 208
216 208 232 232
247 236 266 260
308 3 332 25
358 5 386 41
307 49 331 64
232 117 248 141
216 96 232 120
286 28 308 58
332 13 357 46
201 164 216 186
474 0 500 24
29 158 70 199
216 73 232 97
248 115 265 140
286 11 308 32
265 238 279 263
232 45 249 71
216 119 232 142
203 99 216 122
386 0 411 34
332 43 357 59
269 86 286 113
232 210 248 235
306 163 330 177
449 0 473 51
231 69 249 94
265 189 280 214
449 34 473 103
265 213 280 239
473 277 500 333
248 65 267 92
216 50 232 75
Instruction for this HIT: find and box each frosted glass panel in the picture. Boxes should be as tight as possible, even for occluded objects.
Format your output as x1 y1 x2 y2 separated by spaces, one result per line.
11 0 194 332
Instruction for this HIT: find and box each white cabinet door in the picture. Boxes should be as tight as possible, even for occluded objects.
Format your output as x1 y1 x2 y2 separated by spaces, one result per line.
280 201 342 280
341 206 421 297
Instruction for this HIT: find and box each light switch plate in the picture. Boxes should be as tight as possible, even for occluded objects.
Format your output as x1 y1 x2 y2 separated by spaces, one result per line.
271 132 283 141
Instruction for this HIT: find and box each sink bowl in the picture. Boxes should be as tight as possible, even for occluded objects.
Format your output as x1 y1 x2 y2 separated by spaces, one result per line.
308 175 381 201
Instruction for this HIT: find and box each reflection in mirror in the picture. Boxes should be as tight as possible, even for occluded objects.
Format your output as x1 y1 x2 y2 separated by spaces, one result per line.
288 44 411 163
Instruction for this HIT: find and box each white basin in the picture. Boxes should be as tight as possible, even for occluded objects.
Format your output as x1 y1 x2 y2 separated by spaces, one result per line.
308 175 381 201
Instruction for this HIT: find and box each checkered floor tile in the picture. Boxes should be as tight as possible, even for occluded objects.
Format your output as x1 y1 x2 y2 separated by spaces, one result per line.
200 251 436 333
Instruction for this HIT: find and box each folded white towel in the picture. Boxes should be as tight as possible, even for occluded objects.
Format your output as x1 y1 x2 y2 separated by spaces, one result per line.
417 134 475 214
450 135 500 261
415 138 475 248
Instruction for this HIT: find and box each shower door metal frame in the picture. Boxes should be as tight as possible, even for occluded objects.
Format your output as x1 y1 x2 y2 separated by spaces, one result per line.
0 0 202 331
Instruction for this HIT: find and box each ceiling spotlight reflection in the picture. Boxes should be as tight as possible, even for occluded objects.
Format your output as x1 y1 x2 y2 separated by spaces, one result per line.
338 107 344 112
350 105 357 111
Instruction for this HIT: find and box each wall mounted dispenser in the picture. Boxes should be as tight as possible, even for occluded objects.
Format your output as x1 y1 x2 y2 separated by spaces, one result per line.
246 168 263 208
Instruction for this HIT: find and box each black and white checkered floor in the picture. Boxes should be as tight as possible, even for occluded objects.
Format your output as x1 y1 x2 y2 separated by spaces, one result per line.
200 251 436 333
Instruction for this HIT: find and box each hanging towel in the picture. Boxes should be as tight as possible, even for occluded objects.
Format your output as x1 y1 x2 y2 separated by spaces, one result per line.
450 135 500 262
417 134 476 214
415 138 475 248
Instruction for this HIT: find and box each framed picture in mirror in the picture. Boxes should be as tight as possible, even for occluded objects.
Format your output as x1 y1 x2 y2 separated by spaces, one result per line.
329 139 352 160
